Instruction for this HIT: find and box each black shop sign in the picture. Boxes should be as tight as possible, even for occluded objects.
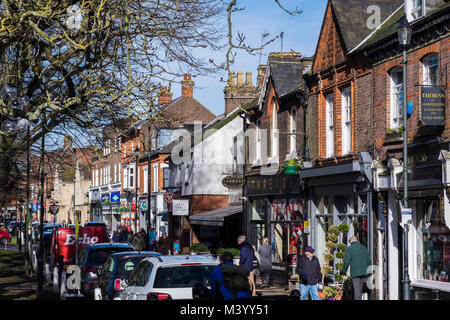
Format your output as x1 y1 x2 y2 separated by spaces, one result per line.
421 86 445 126
245 174 300 197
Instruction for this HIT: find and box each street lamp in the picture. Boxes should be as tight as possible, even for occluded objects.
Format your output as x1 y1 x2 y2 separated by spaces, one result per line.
397 15 412 301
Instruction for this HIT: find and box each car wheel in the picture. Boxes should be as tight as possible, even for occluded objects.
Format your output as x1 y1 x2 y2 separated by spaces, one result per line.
1 237 7 245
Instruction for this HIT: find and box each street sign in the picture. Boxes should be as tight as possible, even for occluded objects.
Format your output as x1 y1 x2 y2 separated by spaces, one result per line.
140 201 148 210
49 204 59 215
110 192 120 203
401 208 412 227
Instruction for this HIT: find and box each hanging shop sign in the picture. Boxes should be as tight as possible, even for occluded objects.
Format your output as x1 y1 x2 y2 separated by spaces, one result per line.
222 175 245 189
172 199 189 216
420 86 445 126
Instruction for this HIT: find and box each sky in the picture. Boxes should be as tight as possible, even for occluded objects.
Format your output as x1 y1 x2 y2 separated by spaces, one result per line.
170 0 329 116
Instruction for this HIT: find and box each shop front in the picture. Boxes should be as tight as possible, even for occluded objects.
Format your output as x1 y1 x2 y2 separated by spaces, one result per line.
300 153 374 287
406 147 450 299
244 173 307 285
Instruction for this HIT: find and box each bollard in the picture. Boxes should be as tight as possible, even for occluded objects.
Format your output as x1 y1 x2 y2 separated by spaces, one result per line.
45 263 51 284
53 267 59 289
60 271 67 298
32 251 37 272
94 288 102 300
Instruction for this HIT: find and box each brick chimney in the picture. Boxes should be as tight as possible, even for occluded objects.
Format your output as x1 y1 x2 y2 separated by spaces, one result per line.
224 71 257 115
257 65 267 90
158 86 173 106
181 74 194 98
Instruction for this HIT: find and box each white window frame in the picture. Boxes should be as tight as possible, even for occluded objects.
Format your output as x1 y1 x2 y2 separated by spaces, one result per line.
123 165 128 189
422 53 439 86
341 88 352 155
153 164 159 193
255 119 262 165
325 94 334 157
129 163 134 189
390 68 403 129
143 167 148 194
114 163 117 183
271 101 278 159
289 107 297 158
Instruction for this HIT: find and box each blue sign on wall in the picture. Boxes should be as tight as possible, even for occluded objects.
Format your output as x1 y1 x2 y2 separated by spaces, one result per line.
110 192 120 203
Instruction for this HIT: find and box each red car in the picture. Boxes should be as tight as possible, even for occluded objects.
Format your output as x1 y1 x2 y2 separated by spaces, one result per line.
0 228 11 245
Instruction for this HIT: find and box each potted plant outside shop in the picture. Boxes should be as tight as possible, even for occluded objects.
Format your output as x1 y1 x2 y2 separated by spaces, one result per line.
217 248 240 264
189 243 209 255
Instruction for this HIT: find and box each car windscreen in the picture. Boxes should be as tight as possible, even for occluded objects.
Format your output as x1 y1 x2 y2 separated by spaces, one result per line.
87 247 133 266
116 257 147 275
153 265 217 288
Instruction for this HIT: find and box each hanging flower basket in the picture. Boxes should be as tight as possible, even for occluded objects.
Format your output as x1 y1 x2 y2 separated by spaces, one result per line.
283 158 301 175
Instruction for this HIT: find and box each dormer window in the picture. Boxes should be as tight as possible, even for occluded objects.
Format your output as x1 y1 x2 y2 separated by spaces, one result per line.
406 0 429 21
412 0 424 19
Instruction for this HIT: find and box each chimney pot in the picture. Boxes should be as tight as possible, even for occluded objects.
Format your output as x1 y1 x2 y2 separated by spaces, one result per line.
236 72 244 86
245 72 253 87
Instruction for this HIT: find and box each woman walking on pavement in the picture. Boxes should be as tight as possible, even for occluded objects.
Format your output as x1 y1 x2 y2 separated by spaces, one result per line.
258 237 272 288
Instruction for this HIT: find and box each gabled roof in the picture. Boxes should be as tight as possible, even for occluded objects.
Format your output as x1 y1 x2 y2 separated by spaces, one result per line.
330 0 403 52
351 1 450 54
267 52 304 98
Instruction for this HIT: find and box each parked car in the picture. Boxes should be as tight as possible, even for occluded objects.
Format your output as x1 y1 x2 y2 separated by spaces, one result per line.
120 255 219 300
97 251 161 300
0 228 11 245
78 243 135 297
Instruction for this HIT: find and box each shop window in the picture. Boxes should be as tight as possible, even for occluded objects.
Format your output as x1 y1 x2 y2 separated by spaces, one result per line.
389 68 403 129
414 198 450 282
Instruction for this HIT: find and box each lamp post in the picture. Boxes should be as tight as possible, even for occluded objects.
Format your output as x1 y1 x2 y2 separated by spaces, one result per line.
398 15 412 301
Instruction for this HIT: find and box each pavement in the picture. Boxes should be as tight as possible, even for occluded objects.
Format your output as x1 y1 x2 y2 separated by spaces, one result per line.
2 243 292 300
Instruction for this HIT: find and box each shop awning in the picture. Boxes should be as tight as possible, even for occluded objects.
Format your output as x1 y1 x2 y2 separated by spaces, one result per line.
189 205 242 227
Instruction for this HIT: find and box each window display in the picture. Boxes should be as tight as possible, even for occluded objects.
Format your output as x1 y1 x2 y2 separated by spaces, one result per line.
414 198 450 282
270 198 305 264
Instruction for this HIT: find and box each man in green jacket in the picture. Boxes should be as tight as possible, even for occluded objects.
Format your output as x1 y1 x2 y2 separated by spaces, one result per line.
342 236 371 300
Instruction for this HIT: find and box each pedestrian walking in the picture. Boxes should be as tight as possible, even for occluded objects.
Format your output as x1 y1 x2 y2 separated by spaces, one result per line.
127 230 134 244
342 235 372 300
258 237 272 288
210 251 251 300
296 245 322 300
237 235 256 296
112 226 121 243
148 228 157 251
132 231 146 251
158 232 171 255
140 228 149 250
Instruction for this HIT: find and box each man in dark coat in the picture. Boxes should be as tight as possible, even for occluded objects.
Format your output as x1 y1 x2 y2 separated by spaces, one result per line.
237 235 256 296
296 245 322 300
342 236 372 300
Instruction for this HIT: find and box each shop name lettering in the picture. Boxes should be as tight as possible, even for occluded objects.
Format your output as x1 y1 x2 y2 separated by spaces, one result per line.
64 233 99 245
247 176 296 194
